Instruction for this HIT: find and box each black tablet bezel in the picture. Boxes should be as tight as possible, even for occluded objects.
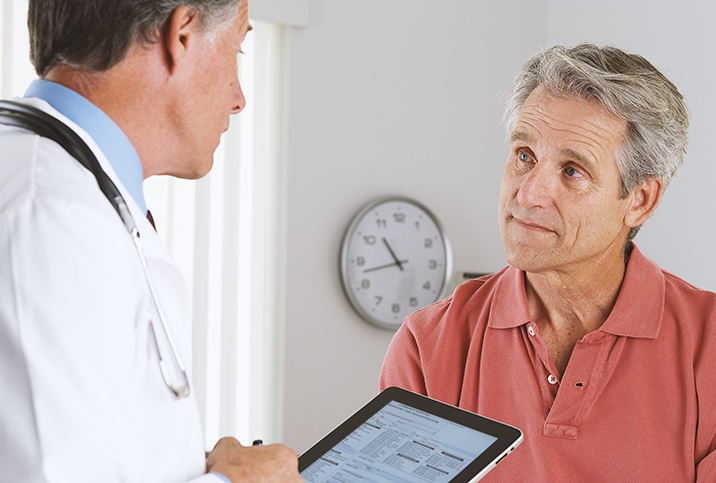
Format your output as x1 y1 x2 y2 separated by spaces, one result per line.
298 386 523 483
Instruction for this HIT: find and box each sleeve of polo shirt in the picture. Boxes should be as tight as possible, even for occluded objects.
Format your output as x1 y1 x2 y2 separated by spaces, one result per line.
380 321 428 394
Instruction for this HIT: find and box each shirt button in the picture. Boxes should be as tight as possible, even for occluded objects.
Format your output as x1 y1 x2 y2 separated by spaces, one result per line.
528 325 535 336
548 374 558 385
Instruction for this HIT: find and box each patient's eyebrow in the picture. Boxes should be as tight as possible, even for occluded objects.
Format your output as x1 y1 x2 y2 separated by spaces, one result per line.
560 147 597 173
510 129 533 145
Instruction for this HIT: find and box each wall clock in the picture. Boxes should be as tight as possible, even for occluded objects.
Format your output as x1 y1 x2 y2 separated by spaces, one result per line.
340 197 452 330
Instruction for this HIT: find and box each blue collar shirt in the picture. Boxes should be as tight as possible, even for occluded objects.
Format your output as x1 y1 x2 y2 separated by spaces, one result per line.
24 79 147 214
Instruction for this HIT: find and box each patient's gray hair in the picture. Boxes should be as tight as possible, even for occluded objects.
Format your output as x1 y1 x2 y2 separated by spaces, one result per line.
504 43 689 240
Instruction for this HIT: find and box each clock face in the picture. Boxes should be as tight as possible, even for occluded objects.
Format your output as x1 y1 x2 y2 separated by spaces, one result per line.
340 197 452 329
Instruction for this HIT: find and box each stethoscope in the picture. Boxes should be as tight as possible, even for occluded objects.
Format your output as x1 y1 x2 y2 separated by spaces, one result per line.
0 100 190 399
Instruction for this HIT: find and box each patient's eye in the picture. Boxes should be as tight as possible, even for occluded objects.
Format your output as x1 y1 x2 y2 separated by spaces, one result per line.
518 151 534 164
564 166 584 179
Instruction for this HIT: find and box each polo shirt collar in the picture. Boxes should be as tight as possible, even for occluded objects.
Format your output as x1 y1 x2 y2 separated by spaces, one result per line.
488 266 532 330
23 79 147 214
488 243 664 339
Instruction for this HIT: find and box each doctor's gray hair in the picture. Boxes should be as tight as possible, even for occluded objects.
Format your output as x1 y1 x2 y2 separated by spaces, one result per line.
503 43 689 212
28 0 242 76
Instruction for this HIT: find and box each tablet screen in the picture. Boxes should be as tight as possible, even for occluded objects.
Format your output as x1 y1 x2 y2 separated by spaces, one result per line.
299 387 522 483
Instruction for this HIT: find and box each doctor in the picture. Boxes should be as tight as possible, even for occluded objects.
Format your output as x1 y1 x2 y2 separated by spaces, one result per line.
0 1 302 482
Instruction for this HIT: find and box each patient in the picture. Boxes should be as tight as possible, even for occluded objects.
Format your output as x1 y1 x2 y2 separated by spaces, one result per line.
380 43 716 482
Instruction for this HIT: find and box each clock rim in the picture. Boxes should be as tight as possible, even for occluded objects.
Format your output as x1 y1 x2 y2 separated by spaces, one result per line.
339 196 453 330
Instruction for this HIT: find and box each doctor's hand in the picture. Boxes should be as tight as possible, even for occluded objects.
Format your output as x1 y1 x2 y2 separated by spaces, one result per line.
206 436 304 483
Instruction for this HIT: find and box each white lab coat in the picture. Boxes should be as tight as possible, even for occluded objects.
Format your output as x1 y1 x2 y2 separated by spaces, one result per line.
0 98 220 482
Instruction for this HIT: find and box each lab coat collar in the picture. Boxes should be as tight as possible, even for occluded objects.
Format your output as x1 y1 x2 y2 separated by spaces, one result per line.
24 79 147 214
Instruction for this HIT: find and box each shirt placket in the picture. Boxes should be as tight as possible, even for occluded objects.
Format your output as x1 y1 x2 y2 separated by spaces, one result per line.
524 322 619 439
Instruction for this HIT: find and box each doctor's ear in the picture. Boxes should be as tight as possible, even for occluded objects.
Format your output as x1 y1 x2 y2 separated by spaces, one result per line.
163 6 202 72
624 177 663 229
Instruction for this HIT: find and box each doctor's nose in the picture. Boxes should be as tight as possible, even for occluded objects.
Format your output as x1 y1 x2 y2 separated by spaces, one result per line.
231 78 246 115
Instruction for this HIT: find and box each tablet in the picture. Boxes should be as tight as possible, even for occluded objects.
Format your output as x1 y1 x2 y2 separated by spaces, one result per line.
299 386 523 483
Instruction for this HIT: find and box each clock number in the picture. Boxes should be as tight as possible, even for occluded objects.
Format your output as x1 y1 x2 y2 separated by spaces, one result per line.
363 235 376 245
356 256 365 267
361 279 370 289
409 297 418 307
391 303 400 314
376 219 387 229
423 281 431 290
428 259 437 270
375 296 382 306
415 221 420 230
393 213 406 223
424 238 433 248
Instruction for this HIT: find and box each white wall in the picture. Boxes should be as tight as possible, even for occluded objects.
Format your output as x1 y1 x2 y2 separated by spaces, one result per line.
278 0 548 452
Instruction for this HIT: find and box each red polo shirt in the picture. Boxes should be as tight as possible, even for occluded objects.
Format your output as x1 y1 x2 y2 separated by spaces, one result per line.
380 245 716 482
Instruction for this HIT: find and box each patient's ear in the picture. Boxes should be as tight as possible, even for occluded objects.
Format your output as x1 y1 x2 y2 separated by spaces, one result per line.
624 177 663 228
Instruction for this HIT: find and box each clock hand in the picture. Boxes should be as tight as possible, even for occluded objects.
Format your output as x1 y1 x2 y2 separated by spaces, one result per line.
363 260 409 273
382 238 404 271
